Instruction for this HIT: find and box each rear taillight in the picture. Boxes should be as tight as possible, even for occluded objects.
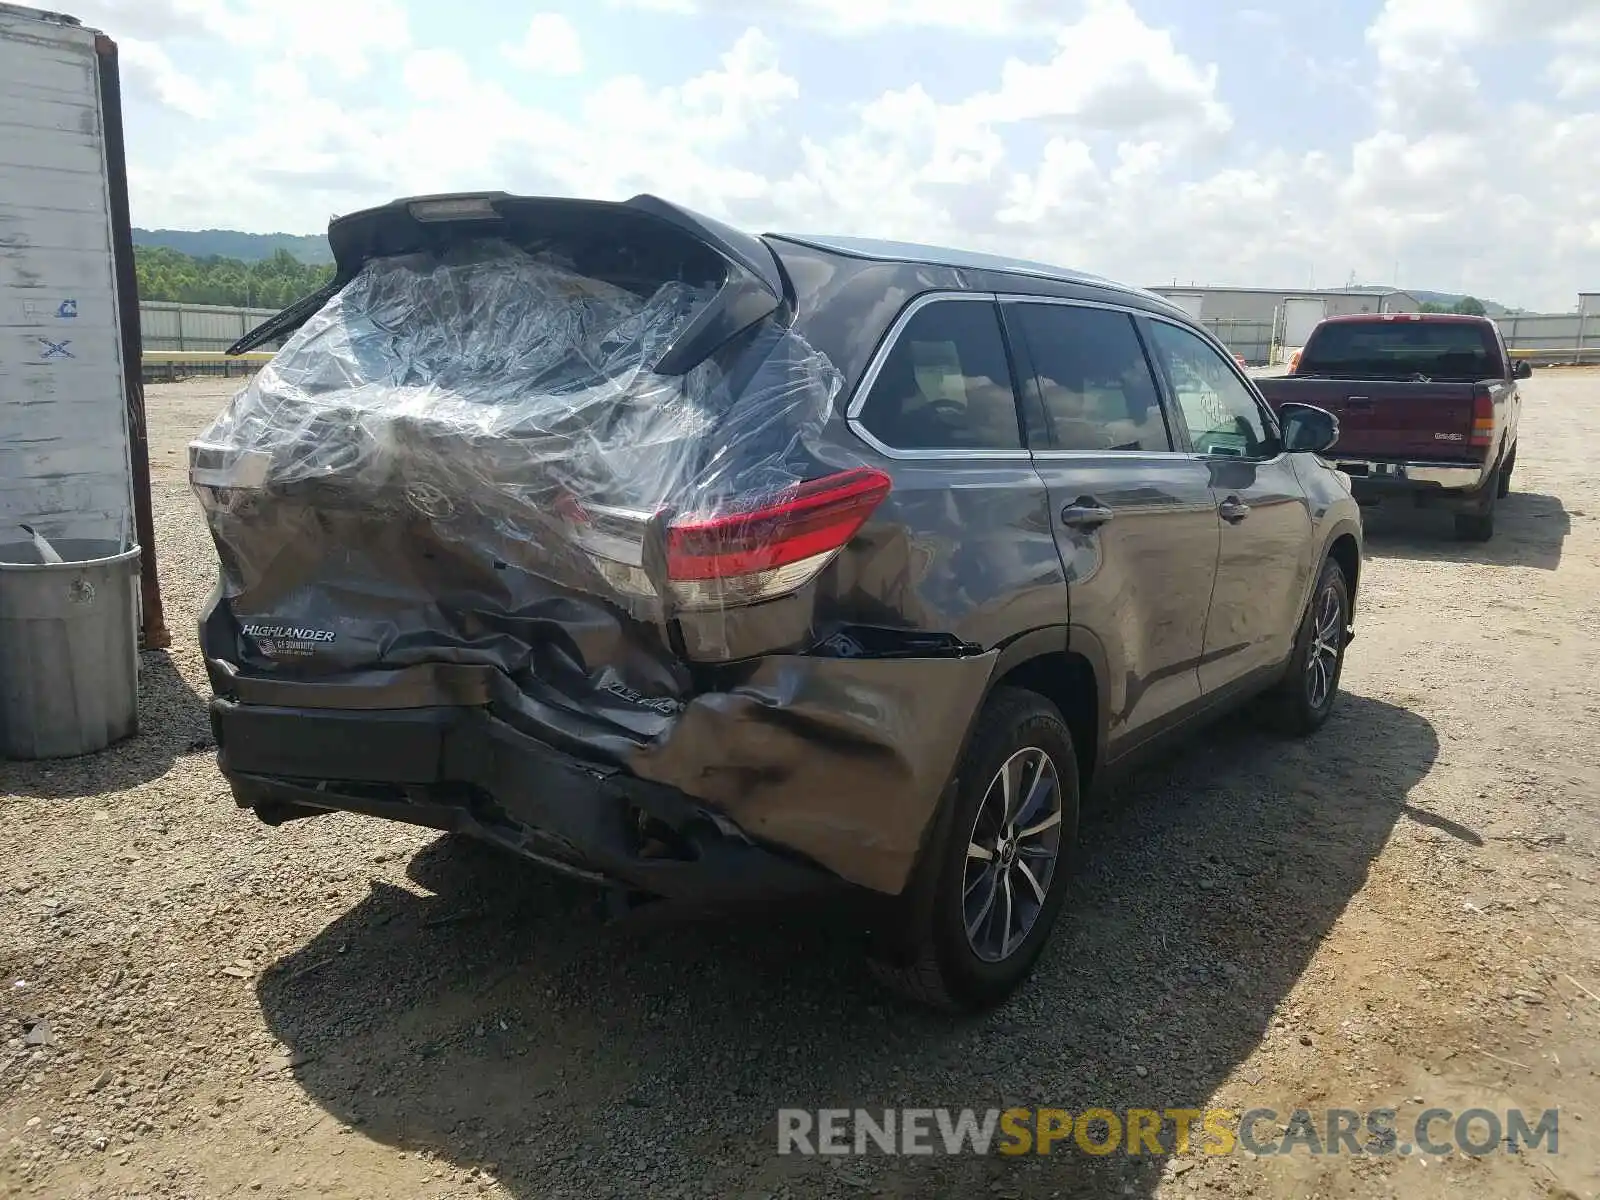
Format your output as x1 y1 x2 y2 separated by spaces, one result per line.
1470 387 1495 447
566 468 893 612
665 468 892 610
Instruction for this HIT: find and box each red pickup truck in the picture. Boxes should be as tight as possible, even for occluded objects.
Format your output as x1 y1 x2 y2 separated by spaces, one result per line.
1257 313 1528 541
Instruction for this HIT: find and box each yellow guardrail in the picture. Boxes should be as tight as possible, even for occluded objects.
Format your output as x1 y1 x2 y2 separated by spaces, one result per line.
142 351 275 364
1507 347 1600 361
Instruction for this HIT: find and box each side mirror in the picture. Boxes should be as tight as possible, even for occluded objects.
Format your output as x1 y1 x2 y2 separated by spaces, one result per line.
1513 360 1532 380
1279 402 1340 454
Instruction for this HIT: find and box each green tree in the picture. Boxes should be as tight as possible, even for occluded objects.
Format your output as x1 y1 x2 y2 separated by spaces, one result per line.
1451 296 1487 316
134 245 334 307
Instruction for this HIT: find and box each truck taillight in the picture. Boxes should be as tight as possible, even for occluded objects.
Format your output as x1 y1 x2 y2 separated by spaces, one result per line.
1470 388 1495 447
665 468 892 610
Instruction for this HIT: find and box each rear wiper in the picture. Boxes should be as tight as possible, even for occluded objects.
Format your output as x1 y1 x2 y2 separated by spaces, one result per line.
227 278 344 355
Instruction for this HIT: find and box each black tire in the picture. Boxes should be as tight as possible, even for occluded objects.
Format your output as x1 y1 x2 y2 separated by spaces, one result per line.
1454 497 1496 541
1267 557 1350 737
869 687 1080 1012
1496 448 1516 499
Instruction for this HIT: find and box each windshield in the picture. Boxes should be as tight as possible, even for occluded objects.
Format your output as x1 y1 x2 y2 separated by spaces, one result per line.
1297 321 1497 380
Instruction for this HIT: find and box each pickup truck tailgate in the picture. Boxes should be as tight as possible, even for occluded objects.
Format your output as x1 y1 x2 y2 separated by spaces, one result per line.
1267 380 1480 459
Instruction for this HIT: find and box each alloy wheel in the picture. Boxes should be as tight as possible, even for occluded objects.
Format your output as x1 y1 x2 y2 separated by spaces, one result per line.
962 747 1064 963
1305 582 1344 711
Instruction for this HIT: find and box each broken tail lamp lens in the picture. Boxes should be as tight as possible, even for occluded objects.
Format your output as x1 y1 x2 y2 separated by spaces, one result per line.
664 467 892 610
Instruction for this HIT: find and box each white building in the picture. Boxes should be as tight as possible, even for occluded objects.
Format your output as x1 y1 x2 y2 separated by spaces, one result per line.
1146 286 1424 364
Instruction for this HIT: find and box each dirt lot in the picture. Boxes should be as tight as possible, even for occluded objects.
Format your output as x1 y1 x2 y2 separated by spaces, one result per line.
4 370 1600 1200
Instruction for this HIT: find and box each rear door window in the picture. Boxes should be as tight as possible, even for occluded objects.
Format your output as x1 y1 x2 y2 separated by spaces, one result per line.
855 299 1024 452
1010 302 1173 452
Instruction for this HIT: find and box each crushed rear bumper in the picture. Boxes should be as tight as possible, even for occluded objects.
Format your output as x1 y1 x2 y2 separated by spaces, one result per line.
213 696 848 905
205 640 999 901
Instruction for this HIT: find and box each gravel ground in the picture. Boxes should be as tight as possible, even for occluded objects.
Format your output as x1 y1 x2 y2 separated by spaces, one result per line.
4 370 1600 1200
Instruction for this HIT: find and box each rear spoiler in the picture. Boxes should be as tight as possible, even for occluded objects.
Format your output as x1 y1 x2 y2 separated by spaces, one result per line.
227 192 788 372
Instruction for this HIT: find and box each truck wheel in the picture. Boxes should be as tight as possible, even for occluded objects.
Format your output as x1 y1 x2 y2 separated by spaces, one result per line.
1267 557 1350 737
1496 448 1516 499
1454 486 1497 541
869 688 1079 1012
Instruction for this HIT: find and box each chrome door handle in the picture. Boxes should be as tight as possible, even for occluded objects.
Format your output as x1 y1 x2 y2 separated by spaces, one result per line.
1219 497 1251 523
1060 501 1115 529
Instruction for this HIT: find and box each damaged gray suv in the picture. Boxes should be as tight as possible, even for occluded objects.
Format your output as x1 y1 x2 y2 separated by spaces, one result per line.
192 192 1360 1011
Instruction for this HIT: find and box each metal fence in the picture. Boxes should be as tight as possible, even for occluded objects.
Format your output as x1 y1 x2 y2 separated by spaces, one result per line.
135 301 1600 377
139 301 279 353
1200 318 1273 366
1495 312 1600 365
1204 311 1599 368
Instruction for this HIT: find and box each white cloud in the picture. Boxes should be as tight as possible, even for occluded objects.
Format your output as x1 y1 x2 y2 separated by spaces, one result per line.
1551 53 1600 98
606 0 1071 36
116 38 216 118
73 0 411 77
968 0 1229 137
401 48 481 105
99 0 1600 311
503 13 585 76
1368 0 1600 53
997 138 1101 225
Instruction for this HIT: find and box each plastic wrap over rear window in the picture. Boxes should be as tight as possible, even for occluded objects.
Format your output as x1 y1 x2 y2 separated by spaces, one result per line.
189 239 847 639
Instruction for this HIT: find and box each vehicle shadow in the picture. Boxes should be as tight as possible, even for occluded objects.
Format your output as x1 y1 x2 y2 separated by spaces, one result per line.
0 649 210 798
254 693 1440 1199
1360 491 1571 570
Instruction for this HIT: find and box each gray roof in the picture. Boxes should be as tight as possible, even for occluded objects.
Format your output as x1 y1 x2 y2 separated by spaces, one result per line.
772 233 1121 289
1149 284 1413 297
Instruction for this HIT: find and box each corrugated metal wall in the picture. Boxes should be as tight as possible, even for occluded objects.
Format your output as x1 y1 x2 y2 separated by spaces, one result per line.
1497 312 1600 364
139 301 279 352
1200 319 1273 365
135 301 1600 366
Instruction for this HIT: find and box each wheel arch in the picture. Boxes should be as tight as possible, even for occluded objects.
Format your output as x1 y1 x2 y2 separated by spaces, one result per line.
894 626 1103 910
1323 524 1362 614
987 625 1106 798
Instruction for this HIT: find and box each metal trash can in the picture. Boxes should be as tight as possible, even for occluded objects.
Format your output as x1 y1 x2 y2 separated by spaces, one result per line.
0 539 141 759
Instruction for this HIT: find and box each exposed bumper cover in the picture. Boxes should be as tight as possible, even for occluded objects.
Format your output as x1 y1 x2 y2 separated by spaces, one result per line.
208 649 997 898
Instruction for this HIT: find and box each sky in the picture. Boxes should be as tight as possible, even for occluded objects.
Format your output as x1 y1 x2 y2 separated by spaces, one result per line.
67 0 1600 311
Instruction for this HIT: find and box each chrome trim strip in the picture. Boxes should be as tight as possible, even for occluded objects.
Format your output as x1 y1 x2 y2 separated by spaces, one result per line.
844 291 1033 462
1029 450 1194 462
992 292 1151 317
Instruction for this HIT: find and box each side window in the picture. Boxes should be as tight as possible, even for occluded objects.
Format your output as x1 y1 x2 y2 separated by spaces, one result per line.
1012 303 1173 452
1492 323 1513 378
856 300 1024 451
1149 321 1275 459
